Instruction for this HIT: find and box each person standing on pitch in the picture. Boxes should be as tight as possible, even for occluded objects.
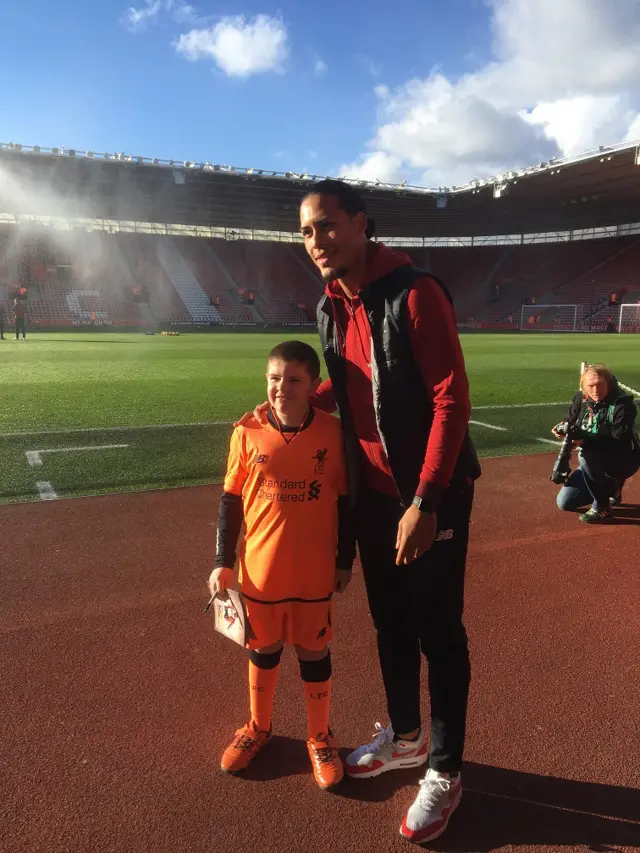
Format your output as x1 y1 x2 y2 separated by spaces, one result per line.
241 181 481 843
0 302 5 339
13 297 27 340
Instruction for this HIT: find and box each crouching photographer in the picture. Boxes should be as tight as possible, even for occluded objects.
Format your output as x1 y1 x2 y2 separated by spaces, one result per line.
552 364 640 524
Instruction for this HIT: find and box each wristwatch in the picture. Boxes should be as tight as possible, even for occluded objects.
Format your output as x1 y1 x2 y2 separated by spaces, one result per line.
412 495 437 514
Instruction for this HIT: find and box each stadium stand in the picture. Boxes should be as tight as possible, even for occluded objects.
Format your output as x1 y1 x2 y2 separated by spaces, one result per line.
173 237 255 325
117 233 191 325
0 227 144 326
2 229 639 331
467 237 640 325
207 240 318 324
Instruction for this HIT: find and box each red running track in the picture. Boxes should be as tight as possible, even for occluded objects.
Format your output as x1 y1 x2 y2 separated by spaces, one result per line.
1 454 639 853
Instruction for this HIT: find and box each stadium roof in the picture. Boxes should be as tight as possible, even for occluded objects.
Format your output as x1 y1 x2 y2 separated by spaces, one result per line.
1 139 640 239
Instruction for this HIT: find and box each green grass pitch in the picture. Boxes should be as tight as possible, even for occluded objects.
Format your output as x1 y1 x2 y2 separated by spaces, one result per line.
0 331 638 504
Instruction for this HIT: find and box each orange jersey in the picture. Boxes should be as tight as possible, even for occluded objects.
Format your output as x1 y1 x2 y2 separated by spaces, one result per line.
223 410 348 603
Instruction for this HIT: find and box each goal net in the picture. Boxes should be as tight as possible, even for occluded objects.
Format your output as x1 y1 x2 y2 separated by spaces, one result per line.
520 304 585 331
617 303 640 333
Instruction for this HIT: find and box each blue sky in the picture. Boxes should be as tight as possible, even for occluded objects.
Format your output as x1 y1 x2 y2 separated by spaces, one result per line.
1 1 639 186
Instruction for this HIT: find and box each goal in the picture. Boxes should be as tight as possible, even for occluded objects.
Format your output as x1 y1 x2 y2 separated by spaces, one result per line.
520 304 585 332
617 303 640 333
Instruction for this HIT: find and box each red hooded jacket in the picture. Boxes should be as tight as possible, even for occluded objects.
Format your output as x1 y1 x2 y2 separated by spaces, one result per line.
313 243 472 503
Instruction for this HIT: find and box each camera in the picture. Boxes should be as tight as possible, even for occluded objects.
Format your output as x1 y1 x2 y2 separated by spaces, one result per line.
550 422 578 484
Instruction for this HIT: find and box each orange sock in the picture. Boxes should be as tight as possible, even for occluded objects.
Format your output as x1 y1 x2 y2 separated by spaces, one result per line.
303 678 332 740
249 660 280 732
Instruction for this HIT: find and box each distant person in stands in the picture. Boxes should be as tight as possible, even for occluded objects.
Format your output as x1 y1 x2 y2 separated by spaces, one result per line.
247 291 255 306
13 298 27 340
0 302 5 339
553 364 640 523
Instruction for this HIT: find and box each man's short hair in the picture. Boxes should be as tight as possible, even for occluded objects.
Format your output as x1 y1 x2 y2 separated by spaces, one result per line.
268 340 321 380
303 179 376 239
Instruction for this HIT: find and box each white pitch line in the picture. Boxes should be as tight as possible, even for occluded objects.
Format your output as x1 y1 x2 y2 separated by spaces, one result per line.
473 401 570 410
0 405 573 440
36 481 58 501
469 420 509 432
26 444 130 467
536 437 563 446
1 421 231 439
26 450 43 467
619 381 640 398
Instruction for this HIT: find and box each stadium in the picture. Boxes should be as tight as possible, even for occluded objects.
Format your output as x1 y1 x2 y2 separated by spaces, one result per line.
1 139 639 502
1 135 639 853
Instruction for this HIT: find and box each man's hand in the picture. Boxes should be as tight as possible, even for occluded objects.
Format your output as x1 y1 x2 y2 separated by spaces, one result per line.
335 569 351 594
208 567 233 599
395 506 437 566
235 401 268 427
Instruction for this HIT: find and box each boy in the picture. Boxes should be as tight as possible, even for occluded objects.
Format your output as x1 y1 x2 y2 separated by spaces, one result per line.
208 340 355 789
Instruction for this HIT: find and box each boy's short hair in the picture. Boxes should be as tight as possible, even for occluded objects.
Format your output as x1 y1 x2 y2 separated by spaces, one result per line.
267 340 321 380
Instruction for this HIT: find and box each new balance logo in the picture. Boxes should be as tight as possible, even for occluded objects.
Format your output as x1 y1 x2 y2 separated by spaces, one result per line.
435 528 454 542
308 480 322 501
254 454 269 464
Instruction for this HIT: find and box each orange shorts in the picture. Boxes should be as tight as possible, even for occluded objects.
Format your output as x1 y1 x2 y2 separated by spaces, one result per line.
243 597 333 652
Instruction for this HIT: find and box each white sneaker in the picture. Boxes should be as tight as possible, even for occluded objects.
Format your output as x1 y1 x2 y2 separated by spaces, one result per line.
345 722 428 778
400 768 462 844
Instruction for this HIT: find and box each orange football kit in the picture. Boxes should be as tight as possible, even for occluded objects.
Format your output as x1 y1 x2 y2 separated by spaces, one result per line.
223 409 348 651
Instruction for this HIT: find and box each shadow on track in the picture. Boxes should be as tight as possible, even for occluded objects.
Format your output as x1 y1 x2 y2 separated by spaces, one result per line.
335 761 640 850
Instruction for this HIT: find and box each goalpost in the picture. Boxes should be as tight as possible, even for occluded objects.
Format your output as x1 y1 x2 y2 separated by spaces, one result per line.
617 303 640 333
520 304 585 332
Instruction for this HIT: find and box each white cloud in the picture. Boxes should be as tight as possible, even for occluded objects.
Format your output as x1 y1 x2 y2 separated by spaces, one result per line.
124 0 161 30
342 0 640 185
624 112 640 142
314 59 328 77
167 1 199 25
123 0 200 30
338 151 405 185
175 14 288 77
524 95 636 158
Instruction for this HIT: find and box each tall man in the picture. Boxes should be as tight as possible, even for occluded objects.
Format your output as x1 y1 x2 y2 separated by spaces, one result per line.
300 181 481 843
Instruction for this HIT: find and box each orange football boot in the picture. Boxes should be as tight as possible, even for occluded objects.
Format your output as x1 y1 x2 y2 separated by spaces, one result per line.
220 721 272 773
307 732 344 789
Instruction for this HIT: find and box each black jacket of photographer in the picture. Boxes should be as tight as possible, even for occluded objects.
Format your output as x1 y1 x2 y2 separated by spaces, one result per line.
566 383 640 462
